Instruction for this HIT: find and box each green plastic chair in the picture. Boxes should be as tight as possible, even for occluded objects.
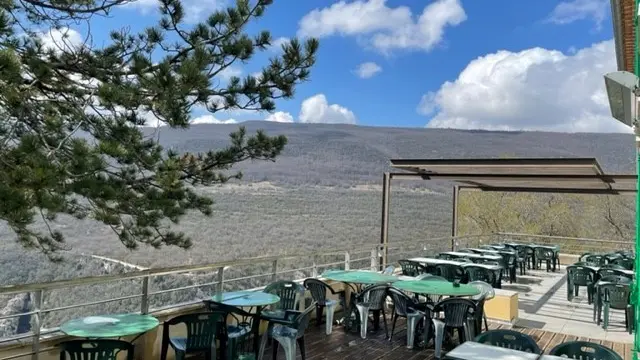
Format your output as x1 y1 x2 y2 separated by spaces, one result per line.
612 257 634 270
549 341 622 360
474 329 541 353
566 265 596 303
263 280 305 318
160 312 224 360
59 340 134 360
600 283 633 333
583 254 607 266
260 302 317 360
398 259 428 277
465 265 497 288
203 301 256 360
434 263 464 283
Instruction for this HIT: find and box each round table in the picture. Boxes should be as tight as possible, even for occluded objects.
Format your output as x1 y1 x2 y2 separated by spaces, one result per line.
322 270 400 285
209 291 281 357
393 280 480 297
210 290 280 307
60 313 159 338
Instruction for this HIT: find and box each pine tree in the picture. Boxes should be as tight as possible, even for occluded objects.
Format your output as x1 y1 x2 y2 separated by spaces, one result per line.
0 0 318 254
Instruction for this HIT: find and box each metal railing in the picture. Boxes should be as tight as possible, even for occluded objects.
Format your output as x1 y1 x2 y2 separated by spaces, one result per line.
0 234 483 360
495 232 634 254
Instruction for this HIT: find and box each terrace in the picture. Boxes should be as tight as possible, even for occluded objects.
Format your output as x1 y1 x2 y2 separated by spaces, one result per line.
0 157 636 360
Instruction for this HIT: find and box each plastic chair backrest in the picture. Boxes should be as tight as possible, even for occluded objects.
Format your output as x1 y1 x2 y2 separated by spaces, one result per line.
612 257 634 270
567 265 596 286
433 298 476 327
500 253 516 267
59 340 134 360
264 280 304 311
597 268 632 280
398 260 427 277
468 281 494 301
164 312 223 353
474 329 541 354
387 287 424 317
534 247 554 260
303 278 332 306
600 264 626 270
599 275 633 284
579 252 593 262
434 263 464 282
357 284 388 311
601 283 631 310
549 341 622 360
465 266 495 285
583 254 607 266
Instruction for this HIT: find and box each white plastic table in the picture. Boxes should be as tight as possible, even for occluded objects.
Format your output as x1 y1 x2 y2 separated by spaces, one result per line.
410 257 503 288
584 265 635 277
445 341 565 360
442 251 503 261
410 257 502 271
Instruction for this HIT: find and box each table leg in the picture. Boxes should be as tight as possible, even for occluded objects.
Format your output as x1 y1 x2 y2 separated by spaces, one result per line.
531 252 537 270
253 306 263 358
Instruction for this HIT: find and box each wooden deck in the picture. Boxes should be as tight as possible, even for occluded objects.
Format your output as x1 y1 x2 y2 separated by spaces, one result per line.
261 319 634 360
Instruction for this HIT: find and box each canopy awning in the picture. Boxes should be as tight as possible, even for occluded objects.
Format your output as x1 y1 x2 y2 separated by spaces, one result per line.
389 157 636 194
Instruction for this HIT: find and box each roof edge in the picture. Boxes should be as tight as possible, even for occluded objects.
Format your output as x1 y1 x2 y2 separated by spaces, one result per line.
611 0 627 71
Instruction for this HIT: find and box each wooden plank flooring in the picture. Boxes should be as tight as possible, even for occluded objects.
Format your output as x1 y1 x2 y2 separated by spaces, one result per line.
259 319 633 360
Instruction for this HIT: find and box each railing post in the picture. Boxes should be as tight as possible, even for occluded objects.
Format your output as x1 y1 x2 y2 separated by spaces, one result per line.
312 256 318 277
140 276 150 314
31 290 43 360
216 267 225 293
271 260 278 282
370 247 378 271
344 251 350 270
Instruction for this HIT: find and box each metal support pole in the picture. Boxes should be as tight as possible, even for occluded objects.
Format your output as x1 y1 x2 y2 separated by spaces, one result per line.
344 251 350 270
451 185 460 251
634 137 640 360
216 267 225 294
31 290 43 360
271 260 278 282
380 172 391 270
634 2 640 358
140 276 150 314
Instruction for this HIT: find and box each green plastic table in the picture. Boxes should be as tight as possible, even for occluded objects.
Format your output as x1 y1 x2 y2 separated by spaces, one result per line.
321 270 400 285
60 313 159 338
322 270 399 333
210 290 280 307
209 291 281 357
393 280 480 297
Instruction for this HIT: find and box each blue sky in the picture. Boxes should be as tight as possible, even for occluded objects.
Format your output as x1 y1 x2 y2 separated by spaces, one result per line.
59 0 628 132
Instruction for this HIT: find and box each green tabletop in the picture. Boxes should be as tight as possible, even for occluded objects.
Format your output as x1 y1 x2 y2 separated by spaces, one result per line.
322 270 400 284
210 291 280 307
393 280 480 297
60 313 159 338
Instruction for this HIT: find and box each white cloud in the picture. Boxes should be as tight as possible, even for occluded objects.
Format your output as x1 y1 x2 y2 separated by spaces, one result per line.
299 94 356 124
418 40 631 133
38 27 83 53
270 37 290 52
218 66 242 82
546 0 608 29
297 0 466 54
354 62 382 78
125 0 227 23
265 111 294 123
190 115 237 125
